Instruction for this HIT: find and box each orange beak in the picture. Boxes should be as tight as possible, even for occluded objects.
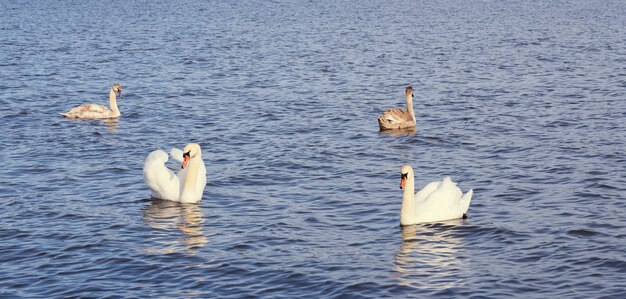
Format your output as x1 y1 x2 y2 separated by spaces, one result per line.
400 177 407 189
182 155 190 169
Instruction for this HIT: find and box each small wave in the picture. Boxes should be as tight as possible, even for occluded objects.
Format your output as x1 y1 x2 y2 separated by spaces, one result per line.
567 228 604 238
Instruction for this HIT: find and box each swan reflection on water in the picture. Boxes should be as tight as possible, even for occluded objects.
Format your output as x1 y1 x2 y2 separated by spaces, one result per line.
378 127 416 137
142 199 208 254
62 117 121 133
393 222 465 290
101 118 119 133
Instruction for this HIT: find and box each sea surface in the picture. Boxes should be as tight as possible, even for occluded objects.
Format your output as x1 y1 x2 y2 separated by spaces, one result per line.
1 0 625 298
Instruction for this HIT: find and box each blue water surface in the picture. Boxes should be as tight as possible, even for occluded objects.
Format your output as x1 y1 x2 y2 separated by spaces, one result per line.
0 0 625 298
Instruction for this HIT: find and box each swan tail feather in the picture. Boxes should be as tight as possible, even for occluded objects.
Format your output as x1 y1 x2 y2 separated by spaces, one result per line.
460 189 473 214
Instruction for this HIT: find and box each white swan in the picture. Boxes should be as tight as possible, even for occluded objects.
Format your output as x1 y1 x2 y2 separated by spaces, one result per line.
378 86 416 130
143 143 207 203
61 83 123 119
399 165 473 225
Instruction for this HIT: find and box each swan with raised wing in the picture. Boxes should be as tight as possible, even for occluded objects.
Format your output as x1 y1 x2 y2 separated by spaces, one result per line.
378 86 416 130
143 143 207 203
399 165 473 225
61 83 123 119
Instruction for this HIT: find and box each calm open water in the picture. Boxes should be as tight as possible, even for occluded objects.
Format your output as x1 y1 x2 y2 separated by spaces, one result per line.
1 0 625 298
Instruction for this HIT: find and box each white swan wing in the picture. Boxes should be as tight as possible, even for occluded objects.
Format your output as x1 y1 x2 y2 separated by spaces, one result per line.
170 148 184 164
414 177 465 221
143 150 180 201
414 181 441 202
426 177 463 206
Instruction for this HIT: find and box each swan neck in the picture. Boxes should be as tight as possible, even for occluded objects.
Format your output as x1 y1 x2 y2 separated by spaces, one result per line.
405 95 415 122
109 88 120 116
181 157 199 195
400 176 417 225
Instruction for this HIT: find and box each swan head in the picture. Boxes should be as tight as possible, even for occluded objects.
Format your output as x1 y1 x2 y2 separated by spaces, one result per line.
405 86 414 98
181 143 202 169
400 165 414 189
112 83 123 98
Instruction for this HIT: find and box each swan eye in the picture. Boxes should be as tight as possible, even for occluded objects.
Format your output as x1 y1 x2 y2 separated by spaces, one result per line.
183 151 191 158
401 173 408 179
